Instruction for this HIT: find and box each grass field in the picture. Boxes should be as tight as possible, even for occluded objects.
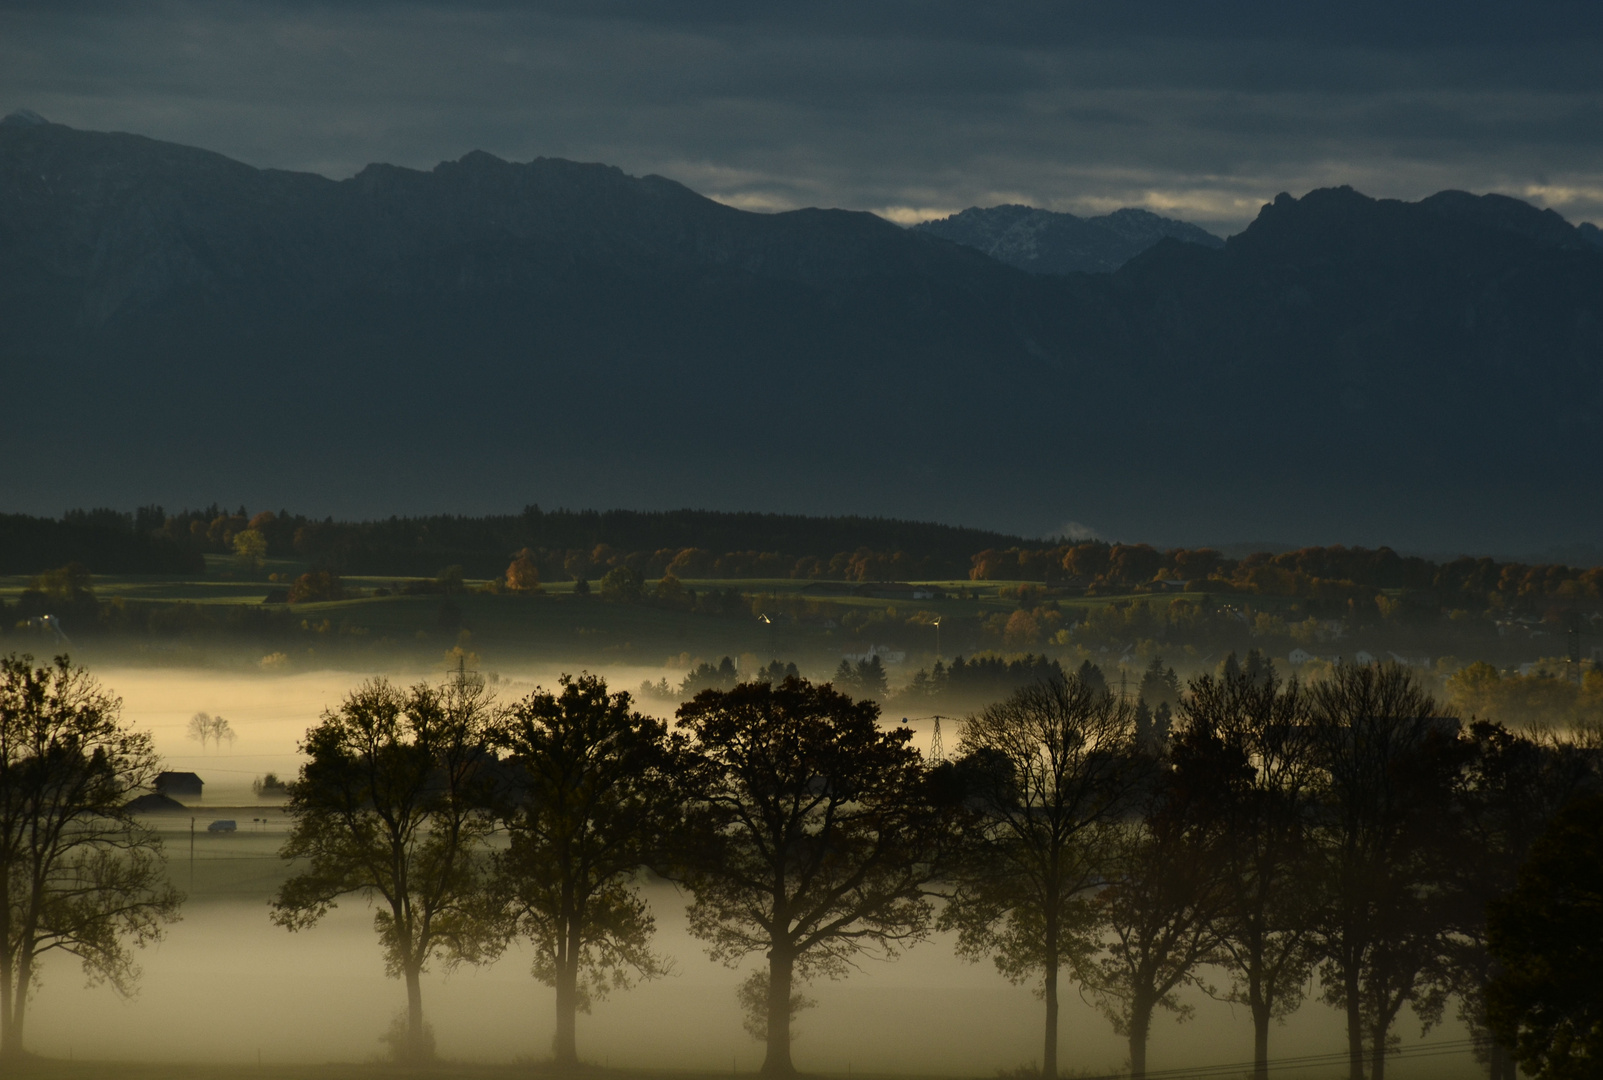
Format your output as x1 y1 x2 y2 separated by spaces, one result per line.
0 559 1212 679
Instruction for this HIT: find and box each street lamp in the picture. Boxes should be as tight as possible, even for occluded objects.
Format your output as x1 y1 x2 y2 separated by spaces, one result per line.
758 613 775 661
932 617 942 661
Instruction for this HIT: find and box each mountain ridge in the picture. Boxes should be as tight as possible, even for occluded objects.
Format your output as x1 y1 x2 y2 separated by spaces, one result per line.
1 114 1600 551
912 203 1224 274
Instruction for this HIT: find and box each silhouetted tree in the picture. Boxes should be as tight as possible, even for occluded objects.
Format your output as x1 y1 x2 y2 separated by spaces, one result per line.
273 676 501 1062
186 711 235 750
1485 793 1603 1080
1138 657 1179 712
680 657 739 696
940 677 1148 1080
1450 722 1596 1080
754 660 800 684
833 656 889 700
1075 659 1108 698
489 675 677 1066
1307 664 1468 1080
0 654 182 1059
1175 668 1319 1080
1084 762 1228 1080
671 678 950 1077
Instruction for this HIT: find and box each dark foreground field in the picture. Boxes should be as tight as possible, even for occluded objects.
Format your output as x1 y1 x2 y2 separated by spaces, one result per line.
0 1066 926 1080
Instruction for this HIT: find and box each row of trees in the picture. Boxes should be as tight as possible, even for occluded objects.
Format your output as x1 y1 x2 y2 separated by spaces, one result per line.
0 651 1595 1079
89 503 1010 581
271 661 1601 1080
970 541 1603 619
939 662 1603 1080
270 670 954 1072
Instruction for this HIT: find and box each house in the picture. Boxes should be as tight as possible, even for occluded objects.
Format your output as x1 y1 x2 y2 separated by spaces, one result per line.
125 793 187 813
155 771 203 798
1288 648 1316 665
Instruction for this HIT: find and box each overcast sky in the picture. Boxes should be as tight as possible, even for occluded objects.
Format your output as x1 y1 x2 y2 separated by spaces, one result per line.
3 0 1601 233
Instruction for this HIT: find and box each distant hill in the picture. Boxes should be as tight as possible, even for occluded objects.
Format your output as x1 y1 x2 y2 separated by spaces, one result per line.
912 204 1223 273
1 112 1600 550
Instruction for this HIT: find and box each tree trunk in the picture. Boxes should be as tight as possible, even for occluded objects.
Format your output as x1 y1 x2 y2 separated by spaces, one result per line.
1344 963 1364 1080
4 951 32 1060
762 951 796 1078
0 953 13 1060
1042 938 1059 1080
1128 997 1153 1080
1369 1015 1388 1080
553 918 581 1066
404 965 426 1062
1489 1039 1513 1080
1250 997 1271 1080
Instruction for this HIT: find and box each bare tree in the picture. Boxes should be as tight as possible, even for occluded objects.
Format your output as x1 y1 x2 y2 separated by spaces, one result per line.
0 654 183 1059
939 676 1149 1080
1175 665 1321 1080
671 677 953 1078
186 712 236 751
272 676 501 1061
1307 664 1467 1080
1083 762 1229 1080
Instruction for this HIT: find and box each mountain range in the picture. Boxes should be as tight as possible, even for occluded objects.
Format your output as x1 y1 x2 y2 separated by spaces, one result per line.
912 205 1223 274
1 110 1601 552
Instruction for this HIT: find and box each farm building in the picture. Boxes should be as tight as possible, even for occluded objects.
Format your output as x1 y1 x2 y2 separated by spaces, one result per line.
155 771 203 798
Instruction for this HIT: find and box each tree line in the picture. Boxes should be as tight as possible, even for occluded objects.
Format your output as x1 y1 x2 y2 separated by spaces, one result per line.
0 652 1600 1080
0 513 199 575
969 541 1603 618
29 505 1024 581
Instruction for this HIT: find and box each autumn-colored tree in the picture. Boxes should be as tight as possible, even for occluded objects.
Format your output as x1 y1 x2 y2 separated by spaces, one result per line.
232 528 267 572
1003 609 1041 649
506 548 542 592
287 570 343 604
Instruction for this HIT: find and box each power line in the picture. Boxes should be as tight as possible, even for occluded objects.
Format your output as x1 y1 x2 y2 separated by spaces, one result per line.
1069 1038 1480 1080
903 715 951 764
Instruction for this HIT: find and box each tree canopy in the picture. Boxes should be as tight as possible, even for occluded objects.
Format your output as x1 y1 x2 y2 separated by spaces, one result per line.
672 677 952 1077
273 676 501 1062
0 654 182 1058
490 674 676 1065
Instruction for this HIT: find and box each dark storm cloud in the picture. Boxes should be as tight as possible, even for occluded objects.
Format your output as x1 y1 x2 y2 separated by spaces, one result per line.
2 1 1601 231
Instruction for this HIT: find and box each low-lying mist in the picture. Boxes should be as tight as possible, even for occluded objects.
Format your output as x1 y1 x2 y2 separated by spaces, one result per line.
30 664 1474 1076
